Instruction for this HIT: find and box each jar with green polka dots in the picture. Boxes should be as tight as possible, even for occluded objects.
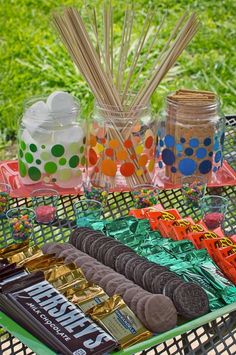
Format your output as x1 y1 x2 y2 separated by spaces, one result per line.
18 93 86 188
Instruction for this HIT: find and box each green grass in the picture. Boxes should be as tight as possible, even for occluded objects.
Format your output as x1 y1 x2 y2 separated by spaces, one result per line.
1 0 236 144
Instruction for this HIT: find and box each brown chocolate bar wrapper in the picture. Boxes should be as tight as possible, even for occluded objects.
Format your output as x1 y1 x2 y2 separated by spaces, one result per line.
0 266 28 287
0 259 9 268
1 272 117 355
0 240 29 258
44 263 81 281
57 278 90 297
87 295 152 349
7 246 42 266
71 285 109 313
24 255 65 272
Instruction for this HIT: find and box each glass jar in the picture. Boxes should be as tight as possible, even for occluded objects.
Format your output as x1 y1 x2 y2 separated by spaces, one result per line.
18 96 86 188
88 102 157 191
157 97 225 185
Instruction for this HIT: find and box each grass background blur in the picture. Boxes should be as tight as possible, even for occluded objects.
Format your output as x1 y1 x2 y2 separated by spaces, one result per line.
1 0 236 158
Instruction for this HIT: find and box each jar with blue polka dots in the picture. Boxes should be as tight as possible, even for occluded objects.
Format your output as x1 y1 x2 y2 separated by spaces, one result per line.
18 93 86 189
157 91 225 185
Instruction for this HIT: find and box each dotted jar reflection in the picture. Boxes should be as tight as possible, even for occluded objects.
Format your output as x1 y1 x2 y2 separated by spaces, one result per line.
18 96 86 188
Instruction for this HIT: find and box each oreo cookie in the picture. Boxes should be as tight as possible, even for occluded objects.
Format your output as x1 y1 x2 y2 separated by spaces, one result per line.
104 245 134 269
151 272 180 294
115 252 136 274
89 237 113 259
76 230 93 250
81 232 104 255
173 282 209 319
97 240 120 264
69 227 91 247
163 278 185 300
142 265 169 292
133 261 152 287
124 256 146 281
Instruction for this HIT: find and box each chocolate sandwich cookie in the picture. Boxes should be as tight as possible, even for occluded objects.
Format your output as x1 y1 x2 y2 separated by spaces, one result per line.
81 232 104 255
105 277 128 296
130 290 150 314
104 244 134 269
64 251 81 264
89 236 113 259
74 255 94 268
58 248 85 259
151 271 179 294
124 256 146 281
163 278 185 300
123 286 143 307
142 265 169 292
173 282 209 319
90 270 111 284
99 273 118 290
115 252 137 274
76 230 95 251
97 240 120 264
69 227 91 246
144 295 178 333
114 281 135 296
133 261 152 287
136 295 151 328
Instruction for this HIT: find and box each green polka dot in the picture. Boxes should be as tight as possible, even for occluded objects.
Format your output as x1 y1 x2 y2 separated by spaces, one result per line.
81 156 86 166
40 151 51 160
44 162 57 174
30 144 37 152
51 144 65 157
80 146 84 154
69 143 78 154
41 145 46 149
36 159 41 165
69 155 80 168
25 152 34 164
59 157 67 166
19 149 23 158
20 141 26 151
28 167 41 181
58 169 72 181
19 160 27 177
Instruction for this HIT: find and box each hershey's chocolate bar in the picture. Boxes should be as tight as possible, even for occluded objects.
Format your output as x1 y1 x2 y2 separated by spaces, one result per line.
0 265 28 287
2 273 117 355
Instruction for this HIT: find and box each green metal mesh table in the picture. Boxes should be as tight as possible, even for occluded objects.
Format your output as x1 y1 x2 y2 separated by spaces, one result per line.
0 117 235 355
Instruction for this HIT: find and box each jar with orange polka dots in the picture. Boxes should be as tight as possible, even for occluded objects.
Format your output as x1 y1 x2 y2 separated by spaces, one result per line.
18 94 86 189
88 102 157 191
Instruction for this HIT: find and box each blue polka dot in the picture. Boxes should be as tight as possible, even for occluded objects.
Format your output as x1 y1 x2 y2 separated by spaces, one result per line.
199 160 212 174
156 150 160 158
165 135 175 148
208 152 213 157
214 141 219 151
185 148 194 156
158 161 163 168
177 153 182 157
179 158 197 176
180 137 186 144
189 138 199 148
213 166 217 172
204 137 211 146
215 150 222 163
196 147 207 159
171 167 177 173
162 149 175 166
176 144 183 152
160 140 164 147
220 133 225 145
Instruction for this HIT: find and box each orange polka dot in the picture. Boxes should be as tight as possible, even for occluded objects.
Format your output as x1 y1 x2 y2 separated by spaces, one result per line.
95 166 99 173
90 135 97 147
148 159 155 172
120 162 135 177
145 136 154 149
132 124 141 133
117 150 128 160
109 139 119 149
131 154 137 160
105 148 114 157
89 148 98 165
101 138 106 144
149 148 154 157
124 139 132 149
138 154 148 167
133 136 141 144
101 159 117 177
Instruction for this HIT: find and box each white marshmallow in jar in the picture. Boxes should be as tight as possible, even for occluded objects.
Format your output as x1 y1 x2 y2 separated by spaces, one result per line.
18 91 86 188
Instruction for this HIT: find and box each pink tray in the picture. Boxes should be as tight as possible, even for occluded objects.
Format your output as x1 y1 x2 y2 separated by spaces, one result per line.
0 160 235 198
